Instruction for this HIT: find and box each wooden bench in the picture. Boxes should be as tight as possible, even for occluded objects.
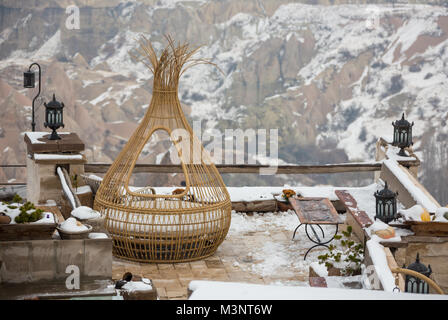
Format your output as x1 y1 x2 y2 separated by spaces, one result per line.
289 197 343 260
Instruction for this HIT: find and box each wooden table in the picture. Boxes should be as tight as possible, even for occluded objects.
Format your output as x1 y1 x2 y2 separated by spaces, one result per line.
289 197 343 260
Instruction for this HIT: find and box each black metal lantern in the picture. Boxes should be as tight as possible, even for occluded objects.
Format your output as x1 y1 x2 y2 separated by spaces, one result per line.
23 62 42 132
44 94 64 140
405 253 432 294
392 113 414 157
374 181 398 224
23 70 35 88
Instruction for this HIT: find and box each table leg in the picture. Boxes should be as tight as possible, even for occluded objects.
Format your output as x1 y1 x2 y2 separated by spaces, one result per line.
292 223 303 240
303 224 339 260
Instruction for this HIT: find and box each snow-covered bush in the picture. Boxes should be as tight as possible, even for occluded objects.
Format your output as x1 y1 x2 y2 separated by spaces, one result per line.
317 225 364 276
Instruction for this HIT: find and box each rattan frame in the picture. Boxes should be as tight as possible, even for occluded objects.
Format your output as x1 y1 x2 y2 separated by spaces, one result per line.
94 36 232 263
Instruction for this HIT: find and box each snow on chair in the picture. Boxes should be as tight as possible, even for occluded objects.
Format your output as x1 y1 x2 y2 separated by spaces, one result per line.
93 36 232 263
57 166 81 214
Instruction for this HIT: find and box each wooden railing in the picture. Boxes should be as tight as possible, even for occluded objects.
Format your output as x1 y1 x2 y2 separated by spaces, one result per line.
84 162 386 174
0 158 421 185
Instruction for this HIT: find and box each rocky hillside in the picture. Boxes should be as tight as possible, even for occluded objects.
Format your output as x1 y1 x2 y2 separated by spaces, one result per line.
0 1 447 201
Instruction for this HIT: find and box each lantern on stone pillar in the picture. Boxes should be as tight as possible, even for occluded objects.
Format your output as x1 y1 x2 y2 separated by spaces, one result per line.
374 181 398 224
405 253 432 294
392 113 414 157
44 94 64 140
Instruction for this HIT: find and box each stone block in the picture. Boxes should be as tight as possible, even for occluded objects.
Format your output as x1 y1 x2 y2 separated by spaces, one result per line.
39 175 61 191
122 288 158 300
309 277 328 288
205 259 225 268
0 241 31 283
30 240 56 282
417 256 448 275
404 243 430 265
189 260 207 269
152 278 182 290
54 240 85 280
159 270 180 280
139 263 159 273
344 212 366 244
394 247 407 267
157 287 167 298
424 242 448 257
38 163 56 177
84 239 112 279
173 262 191 270
431 273 448 294
165 288 188 299
157 263 175 270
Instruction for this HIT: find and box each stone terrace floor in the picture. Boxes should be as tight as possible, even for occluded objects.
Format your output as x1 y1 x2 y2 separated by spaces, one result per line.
112 211 344 299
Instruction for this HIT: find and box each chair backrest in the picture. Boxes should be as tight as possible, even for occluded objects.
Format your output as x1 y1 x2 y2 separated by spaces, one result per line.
57 166 81 210
80 174 103 195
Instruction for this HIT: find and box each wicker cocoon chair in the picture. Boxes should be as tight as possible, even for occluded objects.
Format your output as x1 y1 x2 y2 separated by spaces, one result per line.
94 36 232 263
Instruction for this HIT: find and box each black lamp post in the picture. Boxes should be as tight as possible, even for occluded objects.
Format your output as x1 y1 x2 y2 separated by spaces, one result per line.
23 62 42 132
392 113 414 157
44 94 64 140
405 253 432 294
374 181 398 224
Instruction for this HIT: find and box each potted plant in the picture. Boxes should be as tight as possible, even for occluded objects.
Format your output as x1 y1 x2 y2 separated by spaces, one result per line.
282 189 296 203
0 194 57 241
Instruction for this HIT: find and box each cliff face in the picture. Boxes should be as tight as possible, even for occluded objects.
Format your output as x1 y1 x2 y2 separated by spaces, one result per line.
0 1 447 199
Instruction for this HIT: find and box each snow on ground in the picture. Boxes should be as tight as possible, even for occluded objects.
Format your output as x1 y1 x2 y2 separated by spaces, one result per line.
226 210 344 284
149 183 381 203
384 159 439 213
188 280 448 300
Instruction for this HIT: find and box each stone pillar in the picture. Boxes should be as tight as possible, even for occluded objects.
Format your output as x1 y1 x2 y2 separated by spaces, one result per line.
24 132 85 204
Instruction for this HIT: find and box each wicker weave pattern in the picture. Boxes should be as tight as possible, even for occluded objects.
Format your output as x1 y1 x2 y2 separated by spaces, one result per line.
94 36 231 263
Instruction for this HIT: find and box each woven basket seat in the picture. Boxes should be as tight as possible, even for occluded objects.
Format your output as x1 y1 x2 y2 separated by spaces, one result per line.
94 36 232 262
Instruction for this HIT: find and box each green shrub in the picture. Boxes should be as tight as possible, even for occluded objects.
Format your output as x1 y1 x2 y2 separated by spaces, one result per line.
317 225 364 276
14 208 43 223
12 194 23 203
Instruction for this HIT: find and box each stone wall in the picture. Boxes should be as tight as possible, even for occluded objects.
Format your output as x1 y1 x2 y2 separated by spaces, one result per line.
394 236 448 294
0 238 112 284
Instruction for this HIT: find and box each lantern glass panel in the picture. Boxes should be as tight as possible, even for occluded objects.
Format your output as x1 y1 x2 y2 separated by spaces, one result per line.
23 71 35 88
402 130 407 144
